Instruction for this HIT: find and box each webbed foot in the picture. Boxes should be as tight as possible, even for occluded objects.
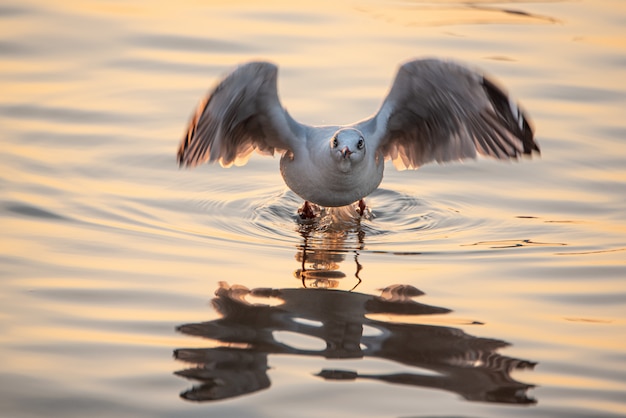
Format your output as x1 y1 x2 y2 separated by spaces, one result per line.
298 201 320 219
356 199 367 217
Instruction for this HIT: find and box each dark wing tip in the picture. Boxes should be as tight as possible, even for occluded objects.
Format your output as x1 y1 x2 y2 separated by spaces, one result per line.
177 118 198 168
176 140 187 167
522 117 540 156
481 76 540 157
176 118 195 168
176 96 210 168
176 129 188 167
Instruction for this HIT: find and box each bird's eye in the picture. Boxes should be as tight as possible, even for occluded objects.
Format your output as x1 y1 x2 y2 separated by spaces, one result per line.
332 137 338 148
357 138 364 149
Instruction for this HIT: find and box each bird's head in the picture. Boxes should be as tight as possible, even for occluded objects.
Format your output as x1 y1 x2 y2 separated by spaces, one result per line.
329 128 366 170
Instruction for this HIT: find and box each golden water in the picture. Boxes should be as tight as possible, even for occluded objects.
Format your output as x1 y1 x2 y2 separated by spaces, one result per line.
1 1 626 417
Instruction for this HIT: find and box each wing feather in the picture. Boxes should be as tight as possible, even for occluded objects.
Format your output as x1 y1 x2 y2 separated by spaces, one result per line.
178 62 305 168
355 59 539 170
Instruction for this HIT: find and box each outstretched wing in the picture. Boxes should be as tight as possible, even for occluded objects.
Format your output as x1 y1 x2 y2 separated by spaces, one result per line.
355 59 539 170
178 62 306 168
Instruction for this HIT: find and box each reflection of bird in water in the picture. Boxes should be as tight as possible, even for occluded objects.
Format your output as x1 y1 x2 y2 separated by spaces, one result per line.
294 208 365 290
174 282 536 404
177 59 539 218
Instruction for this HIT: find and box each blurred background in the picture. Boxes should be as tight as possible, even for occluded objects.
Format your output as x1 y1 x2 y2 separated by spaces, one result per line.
1 1 625 417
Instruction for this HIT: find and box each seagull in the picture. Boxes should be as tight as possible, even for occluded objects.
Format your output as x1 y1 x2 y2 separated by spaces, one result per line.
177 59 539 218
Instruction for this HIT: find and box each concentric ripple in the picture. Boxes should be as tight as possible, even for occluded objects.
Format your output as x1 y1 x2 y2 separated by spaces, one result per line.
186 186 484 253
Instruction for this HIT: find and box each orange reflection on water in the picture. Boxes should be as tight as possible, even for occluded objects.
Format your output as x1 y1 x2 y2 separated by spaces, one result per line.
1 1 626 417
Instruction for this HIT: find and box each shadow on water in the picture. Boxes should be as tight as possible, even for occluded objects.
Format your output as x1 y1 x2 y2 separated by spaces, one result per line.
174 212 537 405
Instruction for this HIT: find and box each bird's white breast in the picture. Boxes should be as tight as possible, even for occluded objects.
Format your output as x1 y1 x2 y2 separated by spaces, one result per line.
279 148 384 207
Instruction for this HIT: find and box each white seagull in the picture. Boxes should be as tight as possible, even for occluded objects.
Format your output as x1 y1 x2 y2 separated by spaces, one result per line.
178 59 539 218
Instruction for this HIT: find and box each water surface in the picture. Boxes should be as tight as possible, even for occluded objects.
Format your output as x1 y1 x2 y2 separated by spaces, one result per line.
1 1 626 417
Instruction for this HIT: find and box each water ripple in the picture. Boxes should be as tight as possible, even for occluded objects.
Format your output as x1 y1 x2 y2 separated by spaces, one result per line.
0 104 137 124
0 5 28 17
127 33 255 54
107 57 221 75
184 187 480 252
4 202 69 221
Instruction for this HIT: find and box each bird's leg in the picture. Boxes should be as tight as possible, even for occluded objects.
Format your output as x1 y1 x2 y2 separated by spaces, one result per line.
298 201 319 219
356 199 367 216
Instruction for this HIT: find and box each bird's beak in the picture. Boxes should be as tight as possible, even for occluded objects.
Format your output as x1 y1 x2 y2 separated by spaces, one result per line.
341 146 352 159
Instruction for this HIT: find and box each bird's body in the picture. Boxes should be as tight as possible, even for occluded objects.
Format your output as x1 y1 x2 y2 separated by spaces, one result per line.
178 59 539 215
280 127 384 207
